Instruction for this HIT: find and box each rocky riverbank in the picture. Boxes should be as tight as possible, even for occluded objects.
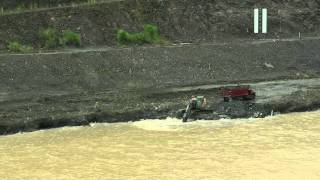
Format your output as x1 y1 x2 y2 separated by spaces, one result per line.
1 78 320 135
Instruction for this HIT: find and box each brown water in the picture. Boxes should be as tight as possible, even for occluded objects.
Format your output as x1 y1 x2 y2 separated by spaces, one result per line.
0 111 320 180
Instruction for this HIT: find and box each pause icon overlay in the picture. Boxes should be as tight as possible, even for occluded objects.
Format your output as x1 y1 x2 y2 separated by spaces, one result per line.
254 8 267 34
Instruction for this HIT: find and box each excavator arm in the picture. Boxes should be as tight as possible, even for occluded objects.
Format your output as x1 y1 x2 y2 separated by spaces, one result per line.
182 104 192 122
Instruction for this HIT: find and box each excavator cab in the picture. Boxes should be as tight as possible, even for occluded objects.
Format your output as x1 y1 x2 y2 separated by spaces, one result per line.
182 96 207 122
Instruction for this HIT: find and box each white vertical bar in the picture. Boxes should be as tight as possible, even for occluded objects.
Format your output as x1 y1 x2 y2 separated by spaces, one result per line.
262 8 267 33
254 9 259 33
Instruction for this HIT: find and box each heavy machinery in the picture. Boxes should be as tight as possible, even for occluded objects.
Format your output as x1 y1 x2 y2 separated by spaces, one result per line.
182 96 207 122
219 85 256 102
180 85 256 122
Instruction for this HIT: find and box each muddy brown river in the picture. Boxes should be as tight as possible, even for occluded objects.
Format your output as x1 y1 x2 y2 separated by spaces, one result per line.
0 111 320 179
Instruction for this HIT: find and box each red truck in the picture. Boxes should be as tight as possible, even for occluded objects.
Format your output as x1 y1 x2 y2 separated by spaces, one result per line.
219 85 256 102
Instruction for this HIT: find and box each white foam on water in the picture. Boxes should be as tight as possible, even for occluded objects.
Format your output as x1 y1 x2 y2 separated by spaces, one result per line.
130 116 261 132
81 110 316 133
130 117 186 131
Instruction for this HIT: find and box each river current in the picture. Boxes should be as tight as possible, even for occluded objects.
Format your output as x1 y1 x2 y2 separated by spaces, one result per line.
0 111 320 179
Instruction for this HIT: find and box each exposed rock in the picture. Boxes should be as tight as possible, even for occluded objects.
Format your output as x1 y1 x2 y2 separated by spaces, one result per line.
264 62 274 69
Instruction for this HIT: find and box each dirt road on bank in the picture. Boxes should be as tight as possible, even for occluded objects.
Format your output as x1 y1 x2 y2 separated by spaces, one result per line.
2 36 320 56
160 78 320 103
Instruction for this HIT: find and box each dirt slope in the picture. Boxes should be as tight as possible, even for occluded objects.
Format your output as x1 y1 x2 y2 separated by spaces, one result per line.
0 0 320 50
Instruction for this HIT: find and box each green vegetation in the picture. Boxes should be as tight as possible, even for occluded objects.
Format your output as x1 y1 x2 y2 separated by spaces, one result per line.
5 28 81 52
15 3 27 12
117 24 163 45
39 27 61 49
6 41 33 53
143 24 161 43
39 27 81 49
117 29 129 44
87 0 97 5
60 30 81 47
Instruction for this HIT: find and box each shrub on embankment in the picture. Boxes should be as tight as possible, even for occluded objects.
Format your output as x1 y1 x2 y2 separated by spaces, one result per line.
39 27 61 49
117 24 163 45
61 29 82 47
6 41 33 53
5 27 81 53
39 27 81 49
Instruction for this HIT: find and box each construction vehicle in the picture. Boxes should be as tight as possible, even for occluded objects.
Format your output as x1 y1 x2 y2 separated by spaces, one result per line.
219 85 256 102
182 96 207 122
179 85 256 122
